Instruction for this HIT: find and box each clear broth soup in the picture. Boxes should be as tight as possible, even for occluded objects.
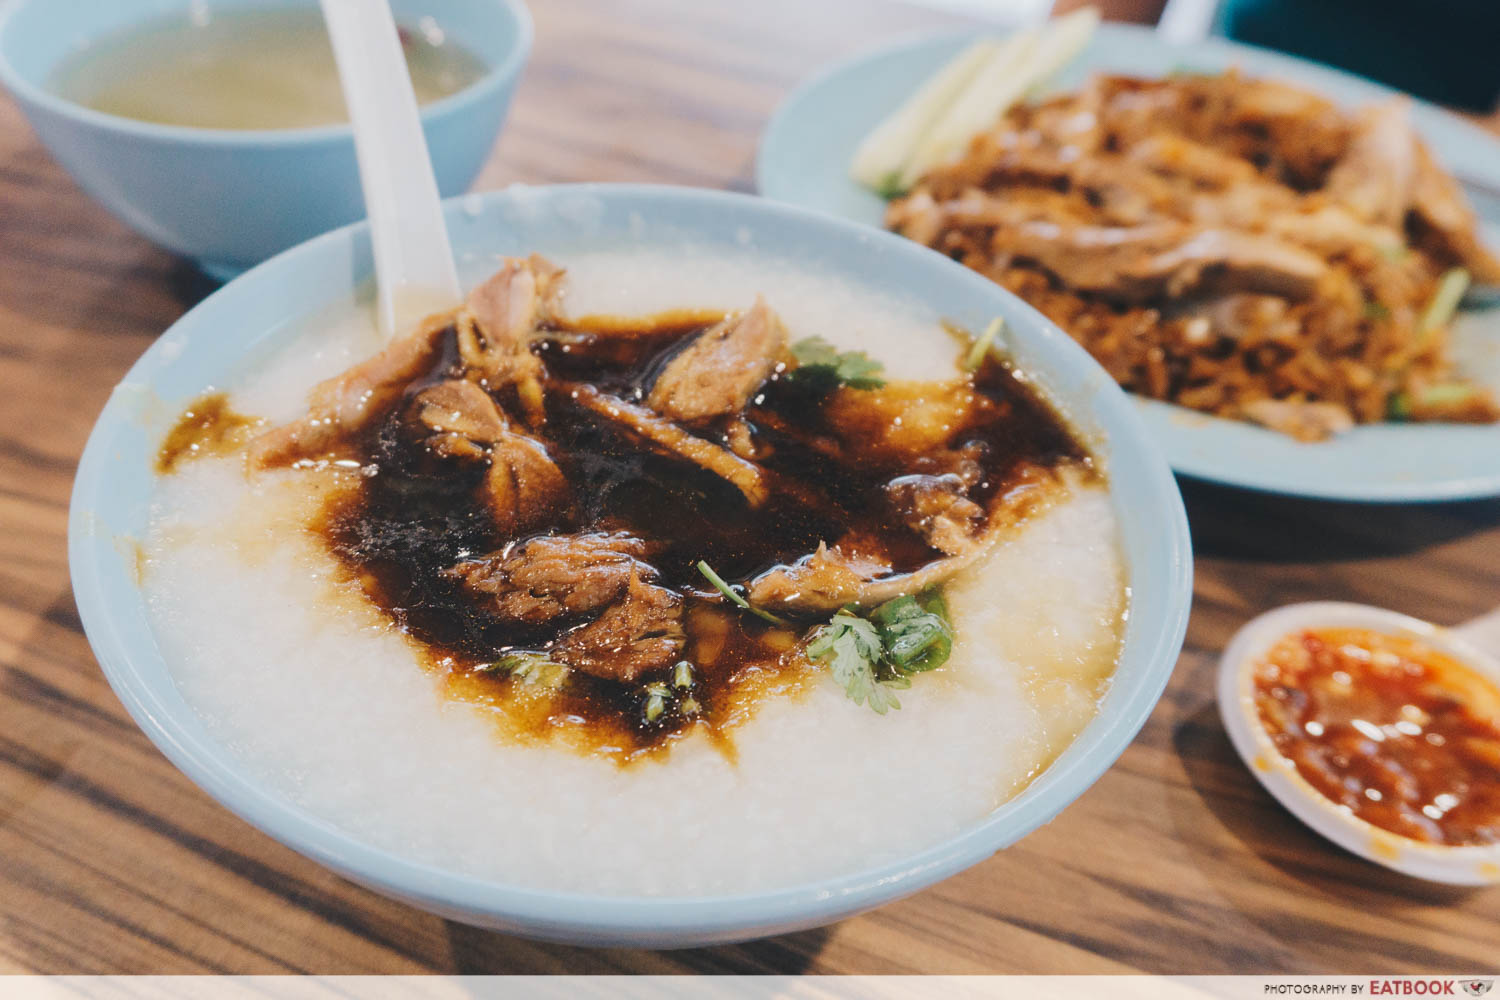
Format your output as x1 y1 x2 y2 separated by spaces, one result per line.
51 6 487 130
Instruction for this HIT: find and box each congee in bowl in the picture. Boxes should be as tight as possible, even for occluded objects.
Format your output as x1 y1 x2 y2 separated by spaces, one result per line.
72 186 1189 935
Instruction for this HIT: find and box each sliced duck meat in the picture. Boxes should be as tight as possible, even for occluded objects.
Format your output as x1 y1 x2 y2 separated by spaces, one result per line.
884 473 985 555
1183 294 1292 343
746 540 896 612
408 379 564 531
1255 205 1405 259
992 221 1328 303
445 530 653 624
749 463 1067 612
564 382 769 506
484 430 568 535
1408 142 1500 285
411 379 509 460
647 298 789 423
457 254 565 424
1325 99 1416 227
551 572 686 682
1241 398 1355 442
1127 133 1258 190
248 313 451 467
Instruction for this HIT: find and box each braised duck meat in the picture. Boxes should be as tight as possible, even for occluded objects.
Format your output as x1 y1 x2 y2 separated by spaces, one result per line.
647 298 788 423
446 531 655 625
248 312 450 467
243 255 1090 754
550 573 686 682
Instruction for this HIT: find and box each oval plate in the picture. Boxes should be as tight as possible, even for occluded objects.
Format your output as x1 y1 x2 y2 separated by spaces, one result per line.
757 23 1500 502
70 184 1192 947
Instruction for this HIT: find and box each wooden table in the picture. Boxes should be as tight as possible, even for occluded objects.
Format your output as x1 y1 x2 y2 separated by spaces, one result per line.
3 0 1498 976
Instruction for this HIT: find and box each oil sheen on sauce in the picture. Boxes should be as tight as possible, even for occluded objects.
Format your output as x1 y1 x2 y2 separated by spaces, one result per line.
156 392 262 474
168 310 1093 762
1253 627 1500 846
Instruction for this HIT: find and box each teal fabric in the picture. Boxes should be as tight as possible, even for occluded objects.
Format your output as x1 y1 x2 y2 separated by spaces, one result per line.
1221 0 1498 110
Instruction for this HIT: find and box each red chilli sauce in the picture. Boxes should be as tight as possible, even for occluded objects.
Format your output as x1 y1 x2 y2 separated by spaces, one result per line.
1252 627 1500 846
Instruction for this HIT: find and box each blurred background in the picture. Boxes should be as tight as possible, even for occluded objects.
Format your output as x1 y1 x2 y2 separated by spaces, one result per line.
915 0 1499 111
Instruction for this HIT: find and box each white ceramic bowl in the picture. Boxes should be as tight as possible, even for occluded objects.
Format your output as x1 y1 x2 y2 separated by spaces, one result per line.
70 183 1193 945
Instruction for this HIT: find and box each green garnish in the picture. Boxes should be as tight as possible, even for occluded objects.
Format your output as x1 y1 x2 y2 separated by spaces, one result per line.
807 610 903 714
1377 243 1410 262
696 560 788 625
1418 268 1471 336
870 594 954 671
788 336 886 390
875 174 906 200
1362 301 1391 322
1389 382 1482 420
963 317 1005 372
673 661 695 689
643 682 671 723
805 590 955 714
491 652 570 689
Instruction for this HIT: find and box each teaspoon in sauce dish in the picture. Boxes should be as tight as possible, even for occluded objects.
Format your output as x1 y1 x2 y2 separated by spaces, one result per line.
1219 601 1500 885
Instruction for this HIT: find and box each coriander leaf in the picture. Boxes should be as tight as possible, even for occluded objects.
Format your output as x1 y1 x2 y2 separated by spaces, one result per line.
807 610 898 712
871 592 953 672
789 336 886 390
697 560 788 625
864 680 903 715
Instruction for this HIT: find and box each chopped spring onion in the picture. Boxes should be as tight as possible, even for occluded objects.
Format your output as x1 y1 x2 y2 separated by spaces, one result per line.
492 652 570 689
696 560 788 625
643 682 670 723
963 317 1006 372
1389 382 1484 420
871 594 954 672
673 661 695 689
1418 268 1471 336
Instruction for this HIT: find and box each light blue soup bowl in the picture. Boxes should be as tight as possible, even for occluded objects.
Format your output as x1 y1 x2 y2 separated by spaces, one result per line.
0 0 531 278
69 184 1192 947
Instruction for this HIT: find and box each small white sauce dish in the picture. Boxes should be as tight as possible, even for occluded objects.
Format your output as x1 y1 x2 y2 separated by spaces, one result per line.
1218 601 1500 886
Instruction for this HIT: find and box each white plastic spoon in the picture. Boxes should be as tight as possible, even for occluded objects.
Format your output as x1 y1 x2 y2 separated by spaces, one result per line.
320 0 461 340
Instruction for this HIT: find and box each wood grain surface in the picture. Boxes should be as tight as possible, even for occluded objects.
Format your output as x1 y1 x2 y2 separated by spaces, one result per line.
3 0 1499 975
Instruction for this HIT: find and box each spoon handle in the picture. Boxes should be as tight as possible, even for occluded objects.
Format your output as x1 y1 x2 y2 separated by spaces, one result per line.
320 0 461 339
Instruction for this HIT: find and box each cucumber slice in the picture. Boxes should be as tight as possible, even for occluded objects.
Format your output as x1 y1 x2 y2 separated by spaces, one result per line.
849 39 998 195
897 7 1100 190
1023 5 1100 97
896 28 1041 192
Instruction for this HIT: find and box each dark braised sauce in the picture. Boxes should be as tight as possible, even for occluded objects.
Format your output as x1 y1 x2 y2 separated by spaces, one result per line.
1254 627 1500 846
292 312 1086 761
155 392 261 474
